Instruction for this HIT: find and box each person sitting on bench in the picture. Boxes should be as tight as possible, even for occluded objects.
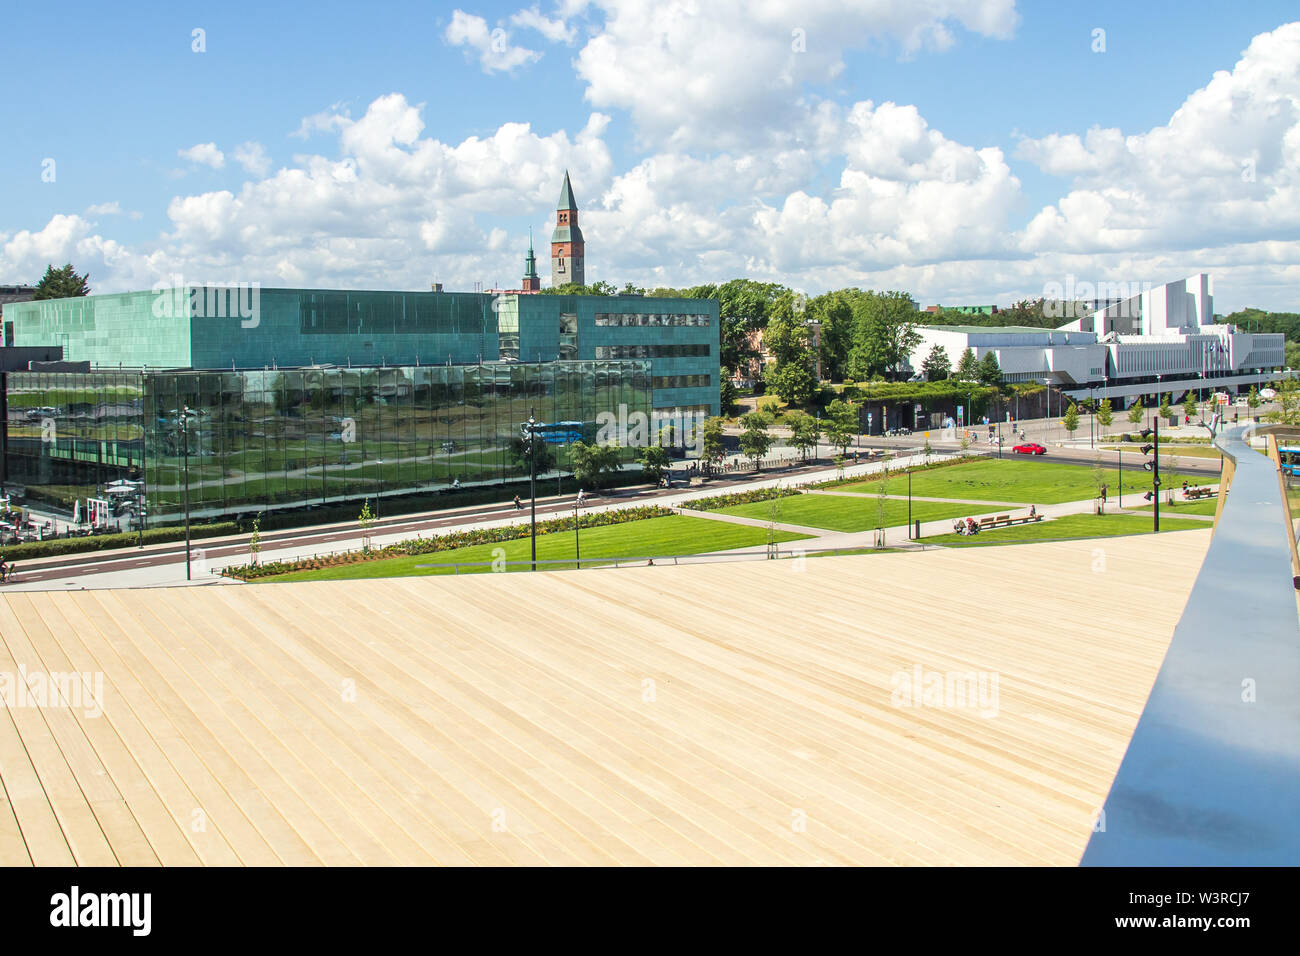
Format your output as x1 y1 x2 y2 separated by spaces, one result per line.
1029 504 1036 518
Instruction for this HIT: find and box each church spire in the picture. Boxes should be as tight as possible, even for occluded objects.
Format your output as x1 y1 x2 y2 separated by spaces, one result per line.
521 226 540 291
550 170 585 287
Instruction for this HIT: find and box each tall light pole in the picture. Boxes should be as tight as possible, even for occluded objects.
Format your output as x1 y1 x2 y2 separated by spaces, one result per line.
1089 385 1095 448
523 409 539 571
178 406 192 580
573 497 580 567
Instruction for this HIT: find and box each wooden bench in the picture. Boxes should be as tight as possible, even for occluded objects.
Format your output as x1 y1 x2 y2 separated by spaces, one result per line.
978 513 1044 530
1184 486 1214 500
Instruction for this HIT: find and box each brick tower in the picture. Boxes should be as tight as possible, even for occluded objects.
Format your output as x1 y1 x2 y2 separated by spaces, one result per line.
550 170 585 287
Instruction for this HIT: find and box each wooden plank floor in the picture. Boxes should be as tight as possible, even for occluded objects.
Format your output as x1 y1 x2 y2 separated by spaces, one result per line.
0 531 1210 866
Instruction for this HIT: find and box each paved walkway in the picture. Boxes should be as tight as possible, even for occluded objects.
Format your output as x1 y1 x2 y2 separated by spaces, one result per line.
682 486 1219 554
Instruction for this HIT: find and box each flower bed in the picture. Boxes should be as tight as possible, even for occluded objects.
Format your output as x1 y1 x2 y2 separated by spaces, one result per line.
221 505 675 580
680 487 803 512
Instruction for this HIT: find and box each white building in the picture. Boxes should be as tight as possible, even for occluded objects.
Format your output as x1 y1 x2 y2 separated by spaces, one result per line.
907 274 1284 402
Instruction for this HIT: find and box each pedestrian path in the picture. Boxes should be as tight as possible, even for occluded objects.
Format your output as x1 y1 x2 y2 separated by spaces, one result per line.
808 489 1026 507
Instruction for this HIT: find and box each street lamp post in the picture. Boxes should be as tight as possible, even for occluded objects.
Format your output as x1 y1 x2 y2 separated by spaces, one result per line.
1089 386 1095 448
574 497 580 566
178 406 192 580
524 410 539 571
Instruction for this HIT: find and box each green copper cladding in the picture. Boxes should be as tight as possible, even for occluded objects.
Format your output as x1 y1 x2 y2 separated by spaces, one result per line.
556 170 578 211
524 228 538 280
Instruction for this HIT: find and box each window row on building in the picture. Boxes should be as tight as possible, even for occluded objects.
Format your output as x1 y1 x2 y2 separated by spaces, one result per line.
594 312 712 327
594 344 711 359
298 291 496 336
652 374 712 389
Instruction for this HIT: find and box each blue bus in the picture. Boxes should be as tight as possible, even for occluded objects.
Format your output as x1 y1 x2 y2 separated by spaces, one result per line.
522 420 590 445
1279 446 1300 476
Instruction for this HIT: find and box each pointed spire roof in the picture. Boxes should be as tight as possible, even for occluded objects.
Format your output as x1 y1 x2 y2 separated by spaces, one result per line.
556 170 578 211
524 227 538 279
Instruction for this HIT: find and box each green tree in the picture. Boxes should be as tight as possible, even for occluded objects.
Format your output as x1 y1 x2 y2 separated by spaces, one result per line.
786 410 821 461
639 444 670 482
846 290 922 380
920 344 951 382
1247 385 1260 409
358 498 376 552
823 399 858 454
954 348 979 381
1159 394 1172 420
620 282 646 295
700 417 727 464
1182 391 1198 420
568 441 623 488
712 278 792 374
719 373 737 415
761 312 811 366
1097 398 1113 429
248 512 263 566
976 351 1003 387
1127 399 1143 426
508 435 556 476
33 263 91 299
739 412 775 467
1063 403 1080 434
766 360 816 406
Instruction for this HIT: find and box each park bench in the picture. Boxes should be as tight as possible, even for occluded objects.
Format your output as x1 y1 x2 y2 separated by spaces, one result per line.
1184 486 1214 500
979 512 1044 530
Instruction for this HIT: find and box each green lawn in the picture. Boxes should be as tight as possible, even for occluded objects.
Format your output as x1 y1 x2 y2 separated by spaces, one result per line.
716 493 973 533
256 514 812 582
1129 498 1219 516
925 512 1210 547
831 458 1205 505
1102 445 1226 460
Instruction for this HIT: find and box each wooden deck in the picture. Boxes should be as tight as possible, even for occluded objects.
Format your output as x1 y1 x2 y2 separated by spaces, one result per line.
0 531 1210 865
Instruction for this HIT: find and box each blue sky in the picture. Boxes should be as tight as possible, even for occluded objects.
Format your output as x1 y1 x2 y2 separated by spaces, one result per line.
3 1 1299 311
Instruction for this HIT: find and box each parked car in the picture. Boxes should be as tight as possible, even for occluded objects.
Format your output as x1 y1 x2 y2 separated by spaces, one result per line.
1012 442 1046 455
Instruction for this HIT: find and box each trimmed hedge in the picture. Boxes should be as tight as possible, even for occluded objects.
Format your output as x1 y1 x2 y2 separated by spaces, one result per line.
809 453 981 489
222 505 675 580
681 487 803 512
1 522 239 560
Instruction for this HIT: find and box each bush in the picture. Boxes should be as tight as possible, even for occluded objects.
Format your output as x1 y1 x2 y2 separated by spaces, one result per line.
2 522 239 560
810 453 980 489
222 505 676 580
681 487 802 511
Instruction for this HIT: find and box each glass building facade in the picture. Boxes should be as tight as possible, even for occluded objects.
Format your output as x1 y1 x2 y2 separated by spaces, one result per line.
2 361 651 523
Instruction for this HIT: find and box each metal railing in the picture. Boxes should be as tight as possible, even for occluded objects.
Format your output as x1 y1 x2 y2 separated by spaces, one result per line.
1081 423 1300 865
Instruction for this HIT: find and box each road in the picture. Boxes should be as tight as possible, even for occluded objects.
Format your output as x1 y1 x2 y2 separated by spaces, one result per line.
6 423 1223 589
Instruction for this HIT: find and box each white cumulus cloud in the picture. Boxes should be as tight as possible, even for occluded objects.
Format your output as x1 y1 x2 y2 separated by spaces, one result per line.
178 142 226 169
445 9 542 73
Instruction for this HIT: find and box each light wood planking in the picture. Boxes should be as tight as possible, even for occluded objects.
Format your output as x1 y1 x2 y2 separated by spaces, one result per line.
0 531 1210 866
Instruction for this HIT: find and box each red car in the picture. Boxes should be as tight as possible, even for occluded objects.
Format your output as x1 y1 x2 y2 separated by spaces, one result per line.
1012 442 1046 455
